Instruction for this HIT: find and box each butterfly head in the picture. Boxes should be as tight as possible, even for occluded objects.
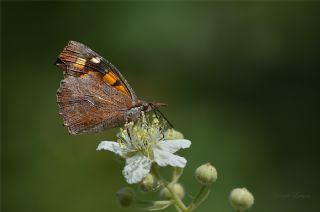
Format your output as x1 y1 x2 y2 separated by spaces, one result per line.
140 101 167 112
140 101 173 128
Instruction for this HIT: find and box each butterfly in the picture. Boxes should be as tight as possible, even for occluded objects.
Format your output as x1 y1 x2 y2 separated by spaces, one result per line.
55 41 167 135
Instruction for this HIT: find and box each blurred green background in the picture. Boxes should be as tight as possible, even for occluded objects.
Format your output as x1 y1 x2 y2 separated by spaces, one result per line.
2 2 320 212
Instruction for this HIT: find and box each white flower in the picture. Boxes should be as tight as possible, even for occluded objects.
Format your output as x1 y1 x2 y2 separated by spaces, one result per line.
97 117 191 184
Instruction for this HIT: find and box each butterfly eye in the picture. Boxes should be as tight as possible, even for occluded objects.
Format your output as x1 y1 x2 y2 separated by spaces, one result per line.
141 102 150 111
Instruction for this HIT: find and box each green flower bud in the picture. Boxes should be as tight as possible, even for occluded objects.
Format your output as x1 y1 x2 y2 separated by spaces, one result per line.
229 188 254 211
140 173 159 192
164 129 184 140
195 163 217 186
160 183 185 200
116 187 135 207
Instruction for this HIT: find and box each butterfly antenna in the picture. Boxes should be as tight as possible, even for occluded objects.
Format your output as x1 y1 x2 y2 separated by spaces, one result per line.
155 108 174 129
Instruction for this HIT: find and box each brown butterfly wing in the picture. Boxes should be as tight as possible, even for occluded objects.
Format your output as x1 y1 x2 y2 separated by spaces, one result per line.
56 40 108 76
57 71 133 134
56 40 138 102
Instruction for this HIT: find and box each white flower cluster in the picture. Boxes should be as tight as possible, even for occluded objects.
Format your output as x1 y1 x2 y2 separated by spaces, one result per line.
97 117 191 184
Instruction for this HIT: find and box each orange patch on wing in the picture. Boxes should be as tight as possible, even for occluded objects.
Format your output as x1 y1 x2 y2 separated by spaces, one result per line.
103 72 118 85
80 70 93 77
115 85 128 94
103 72 129 95
74 64 84 69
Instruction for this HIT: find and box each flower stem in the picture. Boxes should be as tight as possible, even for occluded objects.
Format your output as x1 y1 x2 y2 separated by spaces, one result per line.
172 167 184 183
151 165 189 212
188 185 210 211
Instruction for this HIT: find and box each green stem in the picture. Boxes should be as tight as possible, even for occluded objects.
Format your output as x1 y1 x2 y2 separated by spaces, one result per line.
151 165 189 212
172 167 184 183
188 186 211 211
193 186 207 203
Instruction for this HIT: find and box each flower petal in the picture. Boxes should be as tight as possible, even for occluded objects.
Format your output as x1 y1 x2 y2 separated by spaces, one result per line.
96 141 124 156
123 153 151 184
157 139 191 153
164 129 184 140
154 147 187 168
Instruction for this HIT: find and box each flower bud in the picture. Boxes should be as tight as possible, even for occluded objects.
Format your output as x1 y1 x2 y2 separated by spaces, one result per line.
160 183 185 200
116 187 135 207
195 163 217 186
164 129 184 140
140 173 159 192
229 188 254 211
